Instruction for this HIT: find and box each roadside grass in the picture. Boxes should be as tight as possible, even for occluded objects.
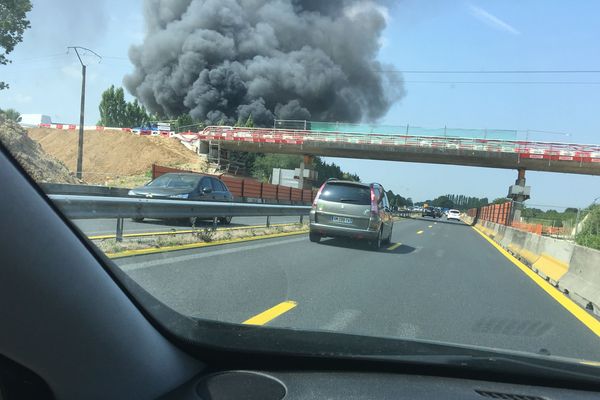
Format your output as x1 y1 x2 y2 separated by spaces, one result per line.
94 223 308 254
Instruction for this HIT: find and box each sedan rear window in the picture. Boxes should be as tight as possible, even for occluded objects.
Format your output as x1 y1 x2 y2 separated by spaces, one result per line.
148 174 201 189
320 183 371 205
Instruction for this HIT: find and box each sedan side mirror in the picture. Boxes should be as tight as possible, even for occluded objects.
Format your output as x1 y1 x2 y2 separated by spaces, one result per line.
202 187 213 194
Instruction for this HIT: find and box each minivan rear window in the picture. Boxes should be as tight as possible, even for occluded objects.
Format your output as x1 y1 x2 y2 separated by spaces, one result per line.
320 183 371 205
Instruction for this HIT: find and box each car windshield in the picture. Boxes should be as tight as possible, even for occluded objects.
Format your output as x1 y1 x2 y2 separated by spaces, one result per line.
319 183 371 205
147 174 201 190
2 0 600 377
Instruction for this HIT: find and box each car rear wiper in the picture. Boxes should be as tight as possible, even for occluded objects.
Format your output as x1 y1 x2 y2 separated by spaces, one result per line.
339 198 361 203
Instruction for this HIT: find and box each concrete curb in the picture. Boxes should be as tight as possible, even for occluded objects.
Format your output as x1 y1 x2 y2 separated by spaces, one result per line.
106 229 309 259
474 220 600 316
559 246 600 317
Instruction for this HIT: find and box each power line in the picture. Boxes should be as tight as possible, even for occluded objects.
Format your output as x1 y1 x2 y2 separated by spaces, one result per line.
382 69 600 74
403 80 600 85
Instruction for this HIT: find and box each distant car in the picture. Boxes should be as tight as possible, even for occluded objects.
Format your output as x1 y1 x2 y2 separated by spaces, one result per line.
447 209 461 221
422 207 436 218
309 180 394 249
128 173 233 224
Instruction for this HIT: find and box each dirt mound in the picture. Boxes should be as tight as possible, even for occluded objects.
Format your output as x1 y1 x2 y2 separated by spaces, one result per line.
28 128 206 184
0 116 80 184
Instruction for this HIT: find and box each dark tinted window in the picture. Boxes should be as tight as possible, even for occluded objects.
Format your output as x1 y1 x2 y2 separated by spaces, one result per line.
212 178 225 192
200 177 213 190
147 174 201 190
381 188 389 208
320 183 371 205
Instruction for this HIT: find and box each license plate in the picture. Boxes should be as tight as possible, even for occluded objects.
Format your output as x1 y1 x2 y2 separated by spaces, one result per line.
332 216 353 224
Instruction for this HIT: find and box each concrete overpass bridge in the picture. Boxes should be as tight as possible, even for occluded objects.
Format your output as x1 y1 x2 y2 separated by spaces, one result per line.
181 126 600 176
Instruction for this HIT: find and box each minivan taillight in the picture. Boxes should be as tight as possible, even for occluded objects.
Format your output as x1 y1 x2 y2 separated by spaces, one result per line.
370 186 378 214
312 182 326 209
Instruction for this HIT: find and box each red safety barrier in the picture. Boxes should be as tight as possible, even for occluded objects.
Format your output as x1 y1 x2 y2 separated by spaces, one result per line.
262 183 278 200
151 164 315 203
291 188 303 202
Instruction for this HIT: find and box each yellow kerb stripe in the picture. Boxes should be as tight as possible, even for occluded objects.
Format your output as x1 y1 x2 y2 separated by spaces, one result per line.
472 226 600 338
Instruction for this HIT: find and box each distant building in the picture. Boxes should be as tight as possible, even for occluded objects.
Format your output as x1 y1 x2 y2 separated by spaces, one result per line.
271 168 317 189
19 114 52 127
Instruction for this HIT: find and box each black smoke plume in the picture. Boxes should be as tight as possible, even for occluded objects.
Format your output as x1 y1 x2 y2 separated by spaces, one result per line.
125 0 404 126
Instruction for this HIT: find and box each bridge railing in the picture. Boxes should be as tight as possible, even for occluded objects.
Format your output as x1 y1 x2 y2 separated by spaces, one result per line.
190 126 600 162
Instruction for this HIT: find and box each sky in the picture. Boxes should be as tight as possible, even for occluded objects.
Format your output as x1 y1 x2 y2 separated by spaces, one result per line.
1 0 599 208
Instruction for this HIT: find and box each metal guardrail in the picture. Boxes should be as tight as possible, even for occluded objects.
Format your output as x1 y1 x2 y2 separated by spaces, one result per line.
42 183 131 197
49 195 310 241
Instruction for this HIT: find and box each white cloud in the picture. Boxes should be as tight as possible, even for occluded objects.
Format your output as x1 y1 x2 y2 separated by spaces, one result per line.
344 1 391 24
468 4 520 35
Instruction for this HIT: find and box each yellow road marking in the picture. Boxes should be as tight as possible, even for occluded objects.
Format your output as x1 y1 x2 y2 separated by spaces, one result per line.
387 242 402 251
428 225 433 228
472 226 600 338
417 230 424 234
89 223 299 240
243 301 297 325
106 229 309 259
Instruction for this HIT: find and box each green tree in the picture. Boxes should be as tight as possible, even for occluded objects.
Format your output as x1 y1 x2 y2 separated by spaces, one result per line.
0 107 21 122
98 85 150 127
576 205 600 250
175 113 202 133
251 154 303 181
124 99 151 127
0 0 32 90
249 153 360 186
431 195 455 209
98 85 127 126
492 197 508 204
313 157 359 185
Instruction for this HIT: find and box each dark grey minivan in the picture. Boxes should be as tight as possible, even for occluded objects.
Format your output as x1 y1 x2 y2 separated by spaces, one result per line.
309 180 394 249
128 173 234 224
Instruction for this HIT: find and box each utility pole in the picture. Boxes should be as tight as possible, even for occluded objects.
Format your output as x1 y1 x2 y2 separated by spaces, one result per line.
67 46 101 179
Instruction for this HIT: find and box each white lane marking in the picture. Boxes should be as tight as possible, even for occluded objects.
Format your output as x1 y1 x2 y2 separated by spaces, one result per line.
117 237 307 272
320 309 361 331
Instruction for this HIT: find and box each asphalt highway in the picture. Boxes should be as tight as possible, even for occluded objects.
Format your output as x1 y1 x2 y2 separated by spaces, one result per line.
113 217 600 361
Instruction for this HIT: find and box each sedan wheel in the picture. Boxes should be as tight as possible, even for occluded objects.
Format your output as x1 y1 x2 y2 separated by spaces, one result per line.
384 224 393 245
371 228 382 250
219 216 232 225
309 232 321 243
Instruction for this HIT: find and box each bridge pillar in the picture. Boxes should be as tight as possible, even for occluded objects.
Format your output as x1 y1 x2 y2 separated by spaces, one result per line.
298 155 315 189
507 168 531 223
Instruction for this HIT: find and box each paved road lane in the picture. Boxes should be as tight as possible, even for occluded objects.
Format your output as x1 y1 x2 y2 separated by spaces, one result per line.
75 215 305 237
113 217 600 361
